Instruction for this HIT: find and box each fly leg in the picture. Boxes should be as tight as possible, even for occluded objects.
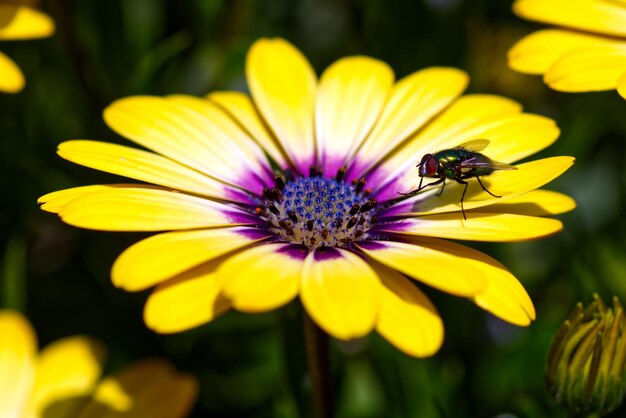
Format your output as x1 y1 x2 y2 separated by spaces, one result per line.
387 178 444 208
476 176 501 198
397 178 444 196
425 178 445 190
436 178 446 196
398 176 424 196
456 179 469 220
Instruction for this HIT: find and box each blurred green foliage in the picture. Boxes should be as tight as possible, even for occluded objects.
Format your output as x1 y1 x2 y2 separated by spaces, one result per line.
2 0 626 417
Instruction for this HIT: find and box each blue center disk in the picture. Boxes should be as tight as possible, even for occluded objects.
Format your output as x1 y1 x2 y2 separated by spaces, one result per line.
260 176 377 249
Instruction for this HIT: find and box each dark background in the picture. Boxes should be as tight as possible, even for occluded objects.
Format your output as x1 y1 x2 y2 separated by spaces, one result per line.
2 1 626 417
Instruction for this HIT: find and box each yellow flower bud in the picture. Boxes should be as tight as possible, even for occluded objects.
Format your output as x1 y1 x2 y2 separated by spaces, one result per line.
546 295 626 416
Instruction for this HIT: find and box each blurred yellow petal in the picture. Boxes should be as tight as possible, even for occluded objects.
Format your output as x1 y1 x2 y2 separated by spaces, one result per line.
219 243 303 313
619 72 626 99
300 248 380 340
57 141 232 200
316 56 394 174
103 95 271 193
38 184 155 213
112 228 265 292
406 156 575 215
58 187 249 231
508 29 619 74
544 45 626 92
373 263 443 358
477 190 576 216
144 262 230 333
30 337 106 418
208 91 288 167
0 5 54 40
0 50 24 93
356 239 487 297
513 0 626 38
0 311 36 418
246 38 316 174
355 67 468 171
386 213 563 242
77 359 197 418
376 95 522 193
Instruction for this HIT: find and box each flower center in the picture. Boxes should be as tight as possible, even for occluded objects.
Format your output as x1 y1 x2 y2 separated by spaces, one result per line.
256 170 378 249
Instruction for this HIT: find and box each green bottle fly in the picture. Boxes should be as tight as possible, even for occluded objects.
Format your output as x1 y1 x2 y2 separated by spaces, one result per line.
407 139 517 219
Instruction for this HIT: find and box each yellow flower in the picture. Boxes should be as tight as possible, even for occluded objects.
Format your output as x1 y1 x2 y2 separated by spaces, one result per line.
509 0 626 99
0 310 198 418
0 0 54 93
39 38 575 357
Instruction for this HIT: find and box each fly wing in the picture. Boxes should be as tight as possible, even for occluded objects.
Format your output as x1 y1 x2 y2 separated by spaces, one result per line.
488 160 518 171
458 157 518 171
456 139 490 152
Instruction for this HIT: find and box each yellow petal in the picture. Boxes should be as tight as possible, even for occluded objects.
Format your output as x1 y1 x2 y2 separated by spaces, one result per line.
0 311 36 418
374 94 523 196
373 262 443 358
246 38 316 174
355 67 468 172
144 261 230 333
316 56 394 175
385 212 563 242
207 91 288 167
513 0 626 38
39 185 152 214
412 113 559 165
0 5 54 40
481 114 559 163
356 239 487 297
300 248 380 340
58 187 249 231
405 156 575 215
218 243 303 313
77 359 198 418
472 267 536 326
619 71 626 99
30 336 106 418
112 228 266 292
0 50 24 93
57 140 234 200
545 44 626 92
103 95 271 194
359 238 534 325
508 29 620 74
477 189 576 216
167 94 273 176
408 94 523 148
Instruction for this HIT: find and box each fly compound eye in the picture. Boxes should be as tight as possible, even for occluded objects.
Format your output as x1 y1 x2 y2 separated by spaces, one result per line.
426 156 438 176
418 154 433 177
418 154 430 167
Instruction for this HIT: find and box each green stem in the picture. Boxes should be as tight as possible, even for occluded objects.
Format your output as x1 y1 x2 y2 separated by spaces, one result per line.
303 309 334 418
1 234 26 311
49 0 110 111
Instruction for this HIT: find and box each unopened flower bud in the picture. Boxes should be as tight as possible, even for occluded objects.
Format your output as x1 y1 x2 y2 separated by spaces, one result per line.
546 295 626 416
